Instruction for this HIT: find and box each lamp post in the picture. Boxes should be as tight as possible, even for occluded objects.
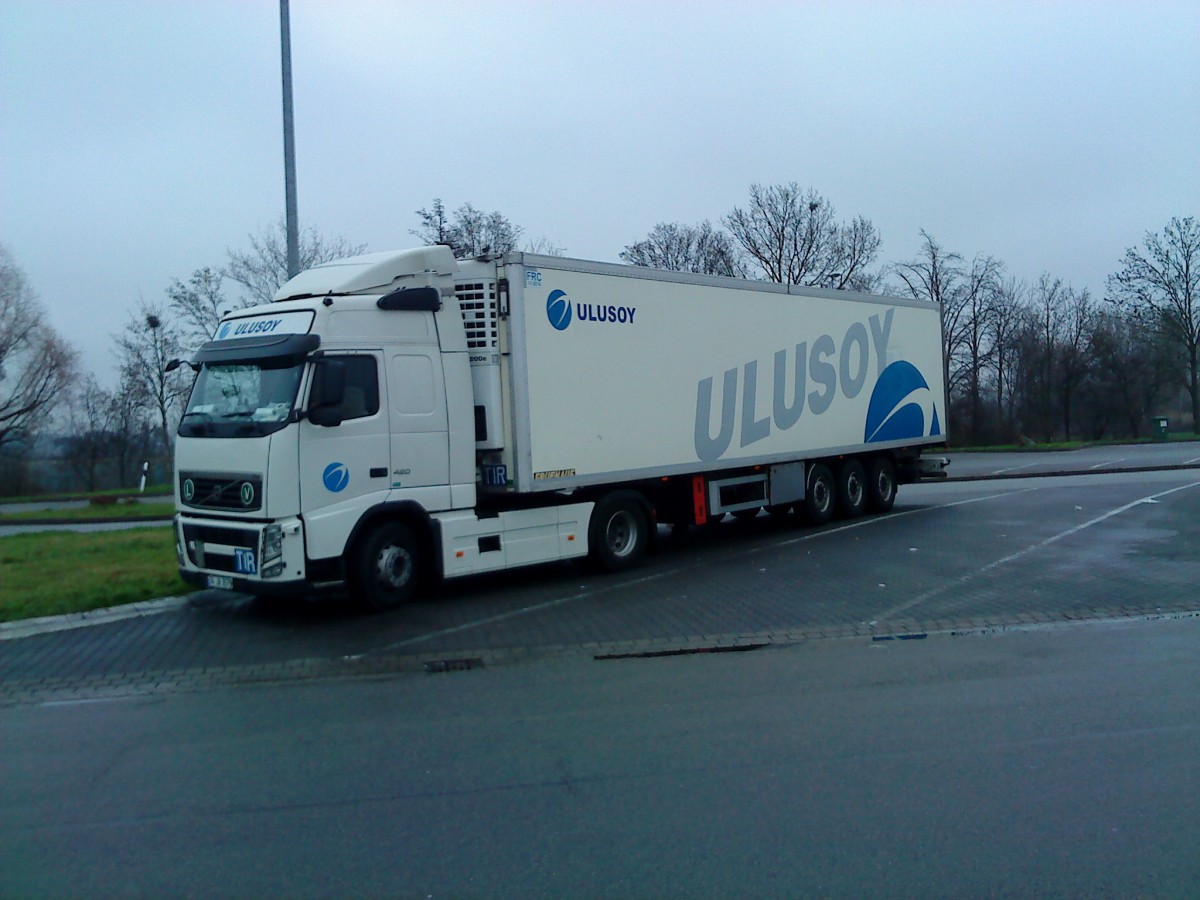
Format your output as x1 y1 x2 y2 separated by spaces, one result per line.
280 0 300 279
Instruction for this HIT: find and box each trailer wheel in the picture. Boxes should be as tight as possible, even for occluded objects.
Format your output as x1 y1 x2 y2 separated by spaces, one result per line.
867 456 897 513
350 521 420 612
589 492 650 572
802 464 835 526
836 460 868 519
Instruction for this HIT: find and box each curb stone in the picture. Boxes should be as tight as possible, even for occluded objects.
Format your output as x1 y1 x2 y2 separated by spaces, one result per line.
0 595 192 641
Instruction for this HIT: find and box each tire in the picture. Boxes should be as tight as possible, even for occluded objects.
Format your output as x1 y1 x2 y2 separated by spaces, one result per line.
836 460 868 519
866 456 897 513
802 463 835 526
589 491 650 572
351 521 420 612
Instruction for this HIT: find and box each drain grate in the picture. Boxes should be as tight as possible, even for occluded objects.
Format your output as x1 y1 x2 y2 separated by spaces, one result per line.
424 657 485 674
595 643 767 661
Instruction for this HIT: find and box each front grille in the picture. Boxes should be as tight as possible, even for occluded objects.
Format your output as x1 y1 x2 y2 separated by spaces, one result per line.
182 522 258 573
182 523 257 548
180 472 262 512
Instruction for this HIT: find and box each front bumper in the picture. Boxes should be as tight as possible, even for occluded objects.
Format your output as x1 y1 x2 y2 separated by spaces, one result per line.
175 513 309 594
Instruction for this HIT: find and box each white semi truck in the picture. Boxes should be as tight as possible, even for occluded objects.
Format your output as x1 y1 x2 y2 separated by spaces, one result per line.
173 246 947 610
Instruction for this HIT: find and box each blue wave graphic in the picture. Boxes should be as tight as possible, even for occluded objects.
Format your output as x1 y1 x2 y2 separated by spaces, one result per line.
864 361 941 443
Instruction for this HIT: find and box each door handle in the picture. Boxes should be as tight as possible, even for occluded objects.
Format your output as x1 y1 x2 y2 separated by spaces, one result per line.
370 467 388 478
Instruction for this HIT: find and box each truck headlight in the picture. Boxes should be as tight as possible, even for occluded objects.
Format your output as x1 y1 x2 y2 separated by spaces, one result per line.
262 524 283 565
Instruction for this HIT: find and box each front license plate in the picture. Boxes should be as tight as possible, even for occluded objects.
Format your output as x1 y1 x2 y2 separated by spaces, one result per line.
206 574 234 590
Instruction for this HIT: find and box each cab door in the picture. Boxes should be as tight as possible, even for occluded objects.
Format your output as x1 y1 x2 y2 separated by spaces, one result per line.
299 351 391 559
387 348 450 503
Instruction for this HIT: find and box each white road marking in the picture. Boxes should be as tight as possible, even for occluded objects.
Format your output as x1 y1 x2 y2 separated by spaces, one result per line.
1090 458 1126 469
992 463 1039 474
374 488 1037 654
871 480 1200 626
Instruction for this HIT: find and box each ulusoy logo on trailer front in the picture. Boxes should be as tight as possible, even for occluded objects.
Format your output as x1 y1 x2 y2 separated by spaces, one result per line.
322 461 350 493
693 308 942 462
546 289 636 332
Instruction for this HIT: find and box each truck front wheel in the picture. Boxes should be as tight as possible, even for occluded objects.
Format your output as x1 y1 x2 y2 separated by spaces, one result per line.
589 492 650 572
351 521 420 612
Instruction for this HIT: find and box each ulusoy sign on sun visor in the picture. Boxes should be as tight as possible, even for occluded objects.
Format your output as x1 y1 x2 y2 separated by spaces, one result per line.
213 310 315 341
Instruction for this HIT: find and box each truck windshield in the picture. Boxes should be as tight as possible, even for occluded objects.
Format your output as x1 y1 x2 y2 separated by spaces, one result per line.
178 360 305 438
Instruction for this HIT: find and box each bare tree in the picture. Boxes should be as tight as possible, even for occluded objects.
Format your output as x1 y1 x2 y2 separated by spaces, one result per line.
0 246 77 451
621 221 746 277
986 277 1028 440
892 231 964 428
1056 286 1097 441
63 374 118 491
1087 308 1174 439
724 183 881 288
958 254 1004 441
412 199 524 259
112 301 190 459
167 266 235 349
1108 216 1200 431
1021 274 1069 441
109 364 154 488
525 237 567 257
225 218 367 305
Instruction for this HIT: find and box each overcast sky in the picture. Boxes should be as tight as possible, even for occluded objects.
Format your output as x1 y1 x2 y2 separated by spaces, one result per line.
2 0 1197 385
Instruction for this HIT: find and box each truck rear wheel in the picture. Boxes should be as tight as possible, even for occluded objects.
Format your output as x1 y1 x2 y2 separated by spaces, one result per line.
589 492 650 572
802 463 835 526
836 460 868 519
351 521 420 612
867 456 897 513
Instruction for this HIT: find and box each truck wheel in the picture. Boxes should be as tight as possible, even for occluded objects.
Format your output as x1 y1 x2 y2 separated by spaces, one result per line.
589 492 650 572
802 463 835 526
351 522 420 612
867 456 897 513
836 460 868 519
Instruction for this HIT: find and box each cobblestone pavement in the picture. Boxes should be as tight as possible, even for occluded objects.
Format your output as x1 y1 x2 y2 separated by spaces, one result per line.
3 470 1199 705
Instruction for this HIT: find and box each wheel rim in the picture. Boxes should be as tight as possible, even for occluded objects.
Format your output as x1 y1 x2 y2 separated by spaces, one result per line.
876 469 894 503
847 471 864 507
605 510 637 558
375 543 413 590
812 478 831 513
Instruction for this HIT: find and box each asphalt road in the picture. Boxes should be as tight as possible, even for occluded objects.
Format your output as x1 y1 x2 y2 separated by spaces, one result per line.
943 440 1200 478
3 462 1199 699
3 615 1198 897
3 454 1200 896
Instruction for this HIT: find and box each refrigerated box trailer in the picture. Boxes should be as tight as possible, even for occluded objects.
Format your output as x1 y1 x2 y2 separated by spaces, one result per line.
173 246 947 610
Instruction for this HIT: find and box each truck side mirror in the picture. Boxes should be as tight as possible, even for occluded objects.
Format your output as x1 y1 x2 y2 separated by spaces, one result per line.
307 360 346 427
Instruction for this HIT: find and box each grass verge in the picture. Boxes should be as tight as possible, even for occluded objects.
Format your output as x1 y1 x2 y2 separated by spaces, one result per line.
0 487 172 505
0 527 189 623
0 501 175 523
944 434 1199 453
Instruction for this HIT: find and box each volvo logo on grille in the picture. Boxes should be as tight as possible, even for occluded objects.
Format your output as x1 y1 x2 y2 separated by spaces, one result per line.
182 479 195 502
240 482 255 506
